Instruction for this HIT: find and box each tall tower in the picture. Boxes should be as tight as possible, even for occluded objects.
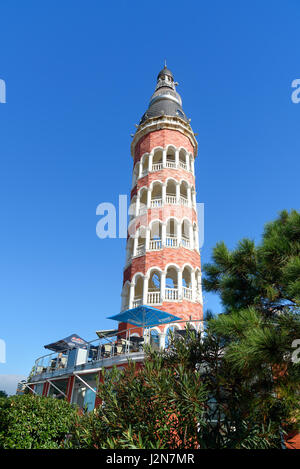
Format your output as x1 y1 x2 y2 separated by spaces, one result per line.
121 65 203 340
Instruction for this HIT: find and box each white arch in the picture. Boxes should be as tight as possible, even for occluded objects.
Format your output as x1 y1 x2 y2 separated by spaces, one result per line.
146 265 163 278
131 271 146 283
163 322 182 334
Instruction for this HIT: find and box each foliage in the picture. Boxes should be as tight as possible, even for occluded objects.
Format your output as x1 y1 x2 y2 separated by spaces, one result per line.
0 390 8 399
202 210 300 316
69 350 207 449
0 394 78 449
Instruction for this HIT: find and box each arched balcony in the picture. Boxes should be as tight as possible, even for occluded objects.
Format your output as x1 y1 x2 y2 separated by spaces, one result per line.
151 149 163 172
134 178 195 216
151 182 163 208
121 264 202 311
126 217 196 266
147 269 161 305
133 147 195 186
149 220 162 250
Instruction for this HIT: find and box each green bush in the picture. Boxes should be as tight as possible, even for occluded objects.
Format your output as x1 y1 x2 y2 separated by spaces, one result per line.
0 394 78 449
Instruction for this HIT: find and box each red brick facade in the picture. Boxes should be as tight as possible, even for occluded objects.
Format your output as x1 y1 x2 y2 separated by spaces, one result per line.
122 121 203 325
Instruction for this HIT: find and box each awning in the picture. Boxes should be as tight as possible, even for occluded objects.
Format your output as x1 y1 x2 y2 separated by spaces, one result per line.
44 334 87 353
107 305 181 328
95 329 118 339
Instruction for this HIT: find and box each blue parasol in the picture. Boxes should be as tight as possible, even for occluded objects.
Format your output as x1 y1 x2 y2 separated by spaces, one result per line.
107 305 181 328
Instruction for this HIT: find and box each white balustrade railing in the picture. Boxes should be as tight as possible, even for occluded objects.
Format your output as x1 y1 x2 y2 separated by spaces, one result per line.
165 236 178 248
183 287 193 300
151 198 162 208
165 288 179 301
166 195 177 204
138 159 194 181
180 196 189 206
147 291 161 304
152 163 162 171
181 237 190 248
149 239 162 250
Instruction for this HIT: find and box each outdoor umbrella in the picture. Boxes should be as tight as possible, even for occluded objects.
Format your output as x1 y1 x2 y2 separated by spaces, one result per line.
107 305 181 328
44 334 87 353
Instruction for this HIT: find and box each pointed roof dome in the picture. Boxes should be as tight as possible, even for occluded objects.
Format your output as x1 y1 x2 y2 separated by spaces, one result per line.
140 65 188 124
157 65 174 81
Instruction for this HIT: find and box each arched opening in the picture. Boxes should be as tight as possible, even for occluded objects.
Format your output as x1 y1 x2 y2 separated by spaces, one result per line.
166 179 177 204
139 188 148 214
151 182 162 208
182 266 193 300
165 266 178 300
142 155 149 175
148 269 161 305
179 149 187 169
126 237 134 262
150 329 160 350
136 226 146 256
129 195 137 221
149 221 162 250
152 149 163 171
133 275 143 307
180 181 188 206
166 218 178 247
181 219 191 248
166 147 176 168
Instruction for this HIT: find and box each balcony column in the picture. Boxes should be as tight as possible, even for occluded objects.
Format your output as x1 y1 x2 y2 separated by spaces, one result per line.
138 161 143 179
160 271 166 302
191 270 196 302
177 219 182 246
189 223 194 249
187 186 192 207
191 157 195 174
186 153 190 171
178 269 183 300
162 182 166 205
133 235 138 256
192 190 196 209
149 152 153 172
162 148 167 168
145 227 150 250
176 182 180 204
147 187 152 208
175 148 179 167
198 272 203 304
194 225 199 251
142 276 148 305
129 282 135 309
135 196 140 217
161 222 166 247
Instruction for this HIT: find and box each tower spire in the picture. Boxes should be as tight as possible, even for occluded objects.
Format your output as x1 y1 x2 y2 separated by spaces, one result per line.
139 65 187 124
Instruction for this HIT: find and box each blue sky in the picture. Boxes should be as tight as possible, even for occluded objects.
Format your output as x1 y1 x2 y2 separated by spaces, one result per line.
0 0 299 391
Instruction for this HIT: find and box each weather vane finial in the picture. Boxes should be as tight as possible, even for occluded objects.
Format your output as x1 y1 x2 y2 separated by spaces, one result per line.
164 59 167 68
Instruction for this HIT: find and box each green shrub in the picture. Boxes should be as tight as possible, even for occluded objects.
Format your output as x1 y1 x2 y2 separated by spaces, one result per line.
0 394 78 449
